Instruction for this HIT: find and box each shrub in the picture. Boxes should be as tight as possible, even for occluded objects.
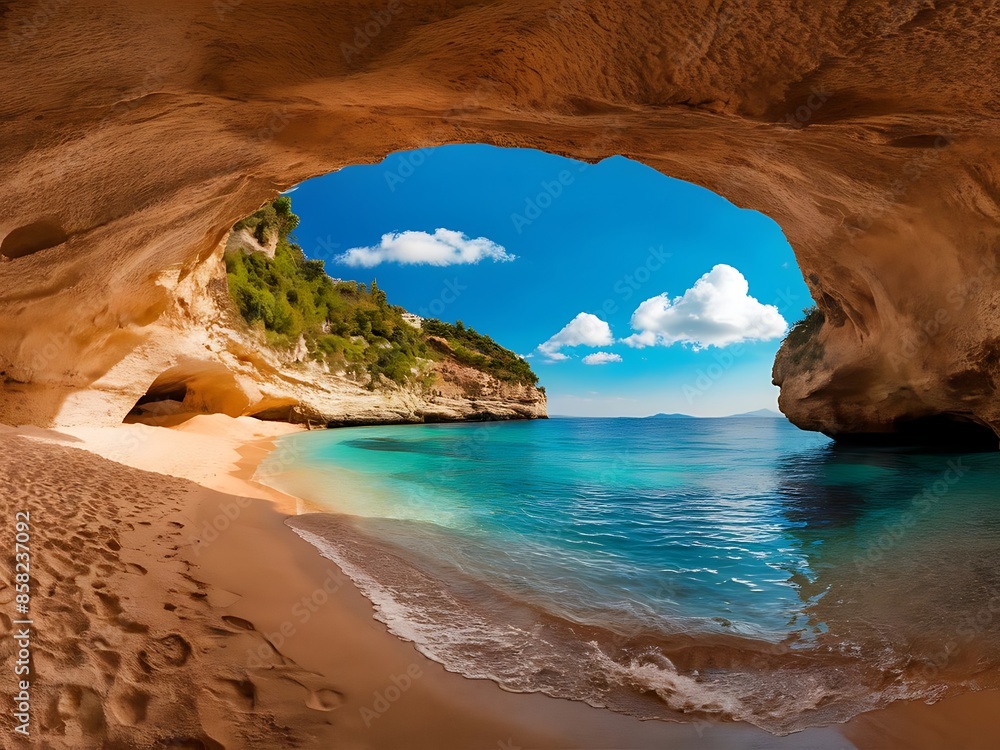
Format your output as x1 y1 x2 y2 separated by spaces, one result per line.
225 197 539 389
423 319 538 385
783 306 825 367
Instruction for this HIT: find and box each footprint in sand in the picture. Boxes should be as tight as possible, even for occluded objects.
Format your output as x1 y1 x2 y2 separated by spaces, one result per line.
95 650 121 671
212 677 256 710
108 687 150 726
96 591 123 616
159 737 225 750
53 685 107 738
305 688 344 712
139 633 192 673
221 615 255 632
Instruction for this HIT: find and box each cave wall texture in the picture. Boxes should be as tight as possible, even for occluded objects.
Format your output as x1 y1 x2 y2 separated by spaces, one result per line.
1 0 998 436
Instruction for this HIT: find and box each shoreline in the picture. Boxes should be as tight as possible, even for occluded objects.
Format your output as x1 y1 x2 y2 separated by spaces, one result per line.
5 416 1000 748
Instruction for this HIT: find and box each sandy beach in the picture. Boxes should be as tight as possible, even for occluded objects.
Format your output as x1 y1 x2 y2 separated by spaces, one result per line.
1 416 999 748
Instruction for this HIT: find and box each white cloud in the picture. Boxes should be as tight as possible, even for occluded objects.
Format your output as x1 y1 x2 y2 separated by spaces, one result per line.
336 228 514 267
538 313 613 360
583 352 623 365
622 264 787 349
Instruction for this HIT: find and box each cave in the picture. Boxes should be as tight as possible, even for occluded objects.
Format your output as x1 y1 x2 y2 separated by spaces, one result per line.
1 219 69 259
830 413 999 451
0 1 996 441
128 361 251 422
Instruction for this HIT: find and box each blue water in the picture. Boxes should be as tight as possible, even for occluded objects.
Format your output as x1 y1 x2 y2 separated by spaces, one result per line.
259 417 1000 731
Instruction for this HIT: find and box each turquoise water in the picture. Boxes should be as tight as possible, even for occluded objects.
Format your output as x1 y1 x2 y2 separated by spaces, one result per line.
259 417 1000 732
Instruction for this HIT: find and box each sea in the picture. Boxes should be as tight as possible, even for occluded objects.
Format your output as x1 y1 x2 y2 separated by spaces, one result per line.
257 416 1000 733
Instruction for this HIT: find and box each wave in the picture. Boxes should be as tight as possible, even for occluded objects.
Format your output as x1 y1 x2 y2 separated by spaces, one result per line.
284 512 956 735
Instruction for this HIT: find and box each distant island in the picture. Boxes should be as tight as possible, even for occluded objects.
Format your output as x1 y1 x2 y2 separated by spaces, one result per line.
647 408 784 420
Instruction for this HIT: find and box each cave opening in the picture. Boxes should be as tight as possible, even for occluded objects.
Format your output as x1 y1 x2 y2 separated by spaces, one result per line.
126 360 251 424
132 382 189 413
832 413 999 452
255 143 811 423
1 218 69 259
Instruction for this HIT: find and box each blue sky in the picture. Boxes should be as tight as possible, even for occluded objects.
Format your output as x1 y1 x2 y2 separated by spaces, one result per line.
287 145 812 417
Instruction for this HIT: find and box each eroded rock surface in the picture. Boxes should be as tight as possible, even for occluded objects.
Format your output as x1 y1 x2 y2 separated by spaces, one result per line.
1 1 998 436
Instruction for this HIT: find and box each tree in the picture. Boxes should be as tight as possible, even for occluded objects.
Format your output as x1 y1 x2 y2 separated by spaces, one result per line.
371 278 388 309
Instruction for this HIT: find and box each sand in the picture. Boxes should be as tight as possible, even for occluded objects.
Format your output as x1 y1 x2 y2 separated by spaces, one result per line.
2 416 1000 748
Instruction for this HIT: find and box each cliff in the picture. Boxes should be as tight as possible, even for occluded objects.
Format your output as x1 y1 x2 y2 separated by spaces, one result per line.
1 1 998 439
126 214 546 427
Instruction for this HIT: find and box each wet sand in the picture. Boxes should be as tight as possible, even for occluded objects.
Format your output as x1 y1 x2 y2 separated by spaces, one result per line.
1 416 999 748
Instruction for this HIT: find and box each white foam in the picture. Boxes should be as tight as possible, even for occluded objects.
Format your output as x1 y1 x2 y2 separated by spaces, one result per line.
287 516 938 735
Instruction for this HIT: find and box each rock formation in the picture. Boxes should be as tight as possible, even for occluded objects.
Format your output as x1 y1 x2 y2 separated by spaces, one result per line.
1 1 998 439
123 232 547 427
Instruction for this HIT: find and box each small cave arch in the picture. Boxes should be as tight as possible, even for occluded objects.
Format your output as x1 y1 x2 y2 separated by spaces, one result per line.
831 412 998 451
1 219 69 259
127 360 251 423
247 399 311 424
891 413 999 450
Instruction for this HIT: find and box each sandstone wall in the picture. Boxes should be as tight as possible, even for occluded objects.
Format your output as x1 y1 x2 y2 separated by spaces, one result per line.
1 1 997 436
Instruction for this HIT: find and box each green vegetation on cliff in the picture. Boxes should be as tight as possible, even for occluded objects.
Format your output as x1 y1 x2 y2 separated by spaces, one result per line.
422 319 538 386
232 194 299 245
224 198 539 389
782 305 825 368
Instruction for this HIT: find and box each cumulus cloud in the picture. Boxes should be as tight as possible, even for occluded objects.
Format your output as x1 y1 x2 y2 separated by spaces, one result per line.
336 228 514 267
583 352 623 365
538 313 614 360
622 264 787 349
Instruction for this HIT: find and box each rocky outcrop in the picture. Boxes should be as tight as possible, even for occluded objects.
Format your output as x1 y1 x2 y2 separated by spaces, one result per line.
126 233 547 427
225 227 278 259
1 1 999 437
